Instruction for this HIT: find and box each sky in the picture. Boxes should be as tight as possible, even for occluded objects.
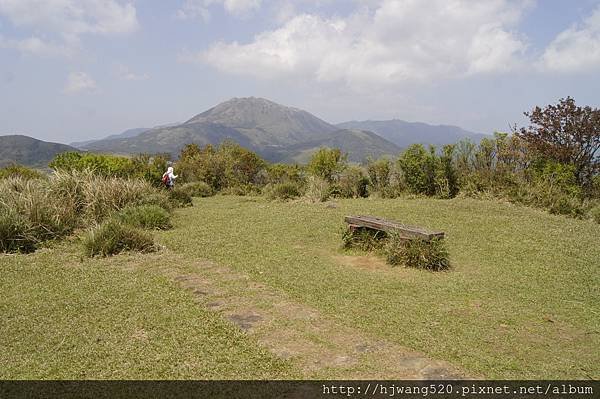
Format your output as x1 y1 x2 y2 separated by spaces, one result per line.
1 0 600 144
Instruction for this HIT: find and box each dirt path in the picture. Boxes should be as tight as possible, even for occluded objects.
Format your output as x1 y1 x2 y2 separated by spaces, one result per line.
149 252 470 379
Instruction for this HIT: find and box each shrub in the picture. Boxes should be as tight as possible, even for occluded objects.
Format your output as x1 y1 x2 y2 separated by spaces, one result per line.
50 152 134 178
175 142 267 191
398 144 437 196
307 148 347 182
264 182 302 201
336 165 369 198
116 205 172 230
342 227 387 251
435 145 460 199
168 187 193 207
385 233 450 271
266 163 306 185
0 164 45 180
178 182 214 198
83 219 156 257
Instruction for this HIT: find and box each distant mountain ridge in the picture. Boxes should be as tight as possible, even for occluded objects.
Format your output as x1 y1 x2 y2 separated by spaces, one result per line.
71 127 150 148
69 97 489 164
0 135 79 168
336 120 487 148
80 97 400 163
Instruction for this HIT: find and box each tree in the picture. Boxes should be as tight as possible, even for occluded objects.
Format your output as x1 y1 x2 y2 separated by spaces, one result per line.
517 97 600 190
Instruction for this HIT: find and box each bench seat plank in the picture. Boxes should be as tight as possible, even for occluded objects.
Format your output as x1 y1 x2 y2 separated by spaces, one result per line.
344 215 444 241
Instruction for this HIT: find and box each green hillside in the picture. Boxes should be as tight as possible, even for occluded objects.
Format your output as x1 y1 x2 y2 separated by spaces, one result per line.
0 135 78 168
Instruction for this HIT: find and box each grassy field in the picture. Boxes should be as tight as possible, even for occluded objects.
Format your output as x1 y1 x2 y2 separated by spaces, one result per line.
1 195 599 379
0 245 294 379
160 196 600 379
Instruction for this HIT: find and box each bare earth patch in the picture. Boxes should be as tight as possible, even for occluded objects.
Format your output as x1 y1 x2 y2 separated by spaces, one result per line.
333 254 391 272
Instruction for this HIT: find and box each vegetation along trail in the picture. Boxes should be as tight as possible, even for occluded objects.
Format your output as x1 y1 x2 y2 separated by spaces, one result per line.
158 195 600 379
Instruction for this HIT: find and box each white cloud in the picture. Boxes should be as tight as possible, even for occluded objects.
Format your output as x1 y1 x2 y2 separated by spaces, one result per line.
197 0 530 89
176 0 211 21
0 0 138 56
0 35 71 57
540 6 600 72
176 0 261 20
64 71 98 94
114 64 149 81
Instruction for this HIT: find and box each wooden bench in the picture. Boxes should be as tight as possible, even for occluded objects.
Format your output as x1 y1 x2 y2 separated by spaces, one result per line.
344 215 444 242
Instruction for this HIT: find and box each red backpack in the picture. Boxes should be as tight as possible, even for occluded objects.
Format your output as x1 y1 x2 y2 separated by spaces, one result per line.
161 174 170 186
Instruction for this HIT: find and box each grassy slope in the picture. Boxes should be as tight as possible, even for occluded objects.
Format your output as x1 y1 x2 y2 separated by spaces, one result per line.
0 247 293 379
159 196 600 379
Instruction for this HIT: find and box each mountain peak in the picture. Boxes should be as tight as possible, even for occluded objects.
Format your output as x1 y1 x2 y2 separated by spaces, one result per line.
185 97 307 125
183 97 337 146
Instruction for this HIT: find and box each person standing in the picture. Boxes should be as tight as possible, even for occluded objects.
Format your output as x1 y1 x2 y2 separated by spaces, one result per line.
162 166 178 189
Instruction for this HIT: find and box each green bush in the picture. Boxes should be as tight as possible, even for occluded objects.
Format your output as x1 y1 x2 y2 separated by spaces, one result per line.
116 205 172 230
168 187 193 207
178 182 215 198
336 165 369 198
264 182 303 201
175 142 266 191
307 148 347 182
0 164 45 180
385 233 450 271
50 152 134 178
398 144 437 196
83 219 156 257
266 163 306 185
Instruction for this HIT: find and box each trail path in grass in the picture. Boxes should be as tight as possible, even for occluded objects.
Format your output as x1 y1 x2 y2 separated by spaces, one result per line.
149 252 469 379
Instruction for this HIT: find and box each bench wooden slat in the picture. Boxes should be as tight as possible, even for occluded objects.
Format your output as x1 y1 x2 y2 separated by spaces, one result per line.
344 215 444 241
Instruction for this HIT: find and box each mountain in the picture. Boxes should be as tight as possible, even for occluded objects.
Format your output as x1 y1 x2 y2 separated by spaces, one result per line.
80 97 399 162
280 129 401 164
71 127 150 148
184 97 338 147
336 120 487 148
0 135 79 168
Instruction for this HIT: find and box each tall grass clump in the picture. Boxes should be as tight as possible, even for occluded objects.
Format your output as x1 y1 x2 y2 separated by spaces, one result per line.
304 176 331 203
0 170 174 253
0 205 33 252
341 227 387 251
0 177 78 252
83 218 156 257
79 173 168 222
385 233 450 271
116 205 172 230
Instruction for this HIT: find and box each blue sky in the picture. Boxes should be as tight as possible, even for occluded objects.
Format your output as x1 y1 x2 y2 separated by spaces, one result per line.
1 0 600 144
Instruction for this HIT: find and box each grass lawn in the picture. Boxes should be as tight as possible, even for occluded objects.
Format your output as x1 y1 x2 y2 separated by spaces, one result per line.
0 245 294 379
1 195 598 379
159 195 600 379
